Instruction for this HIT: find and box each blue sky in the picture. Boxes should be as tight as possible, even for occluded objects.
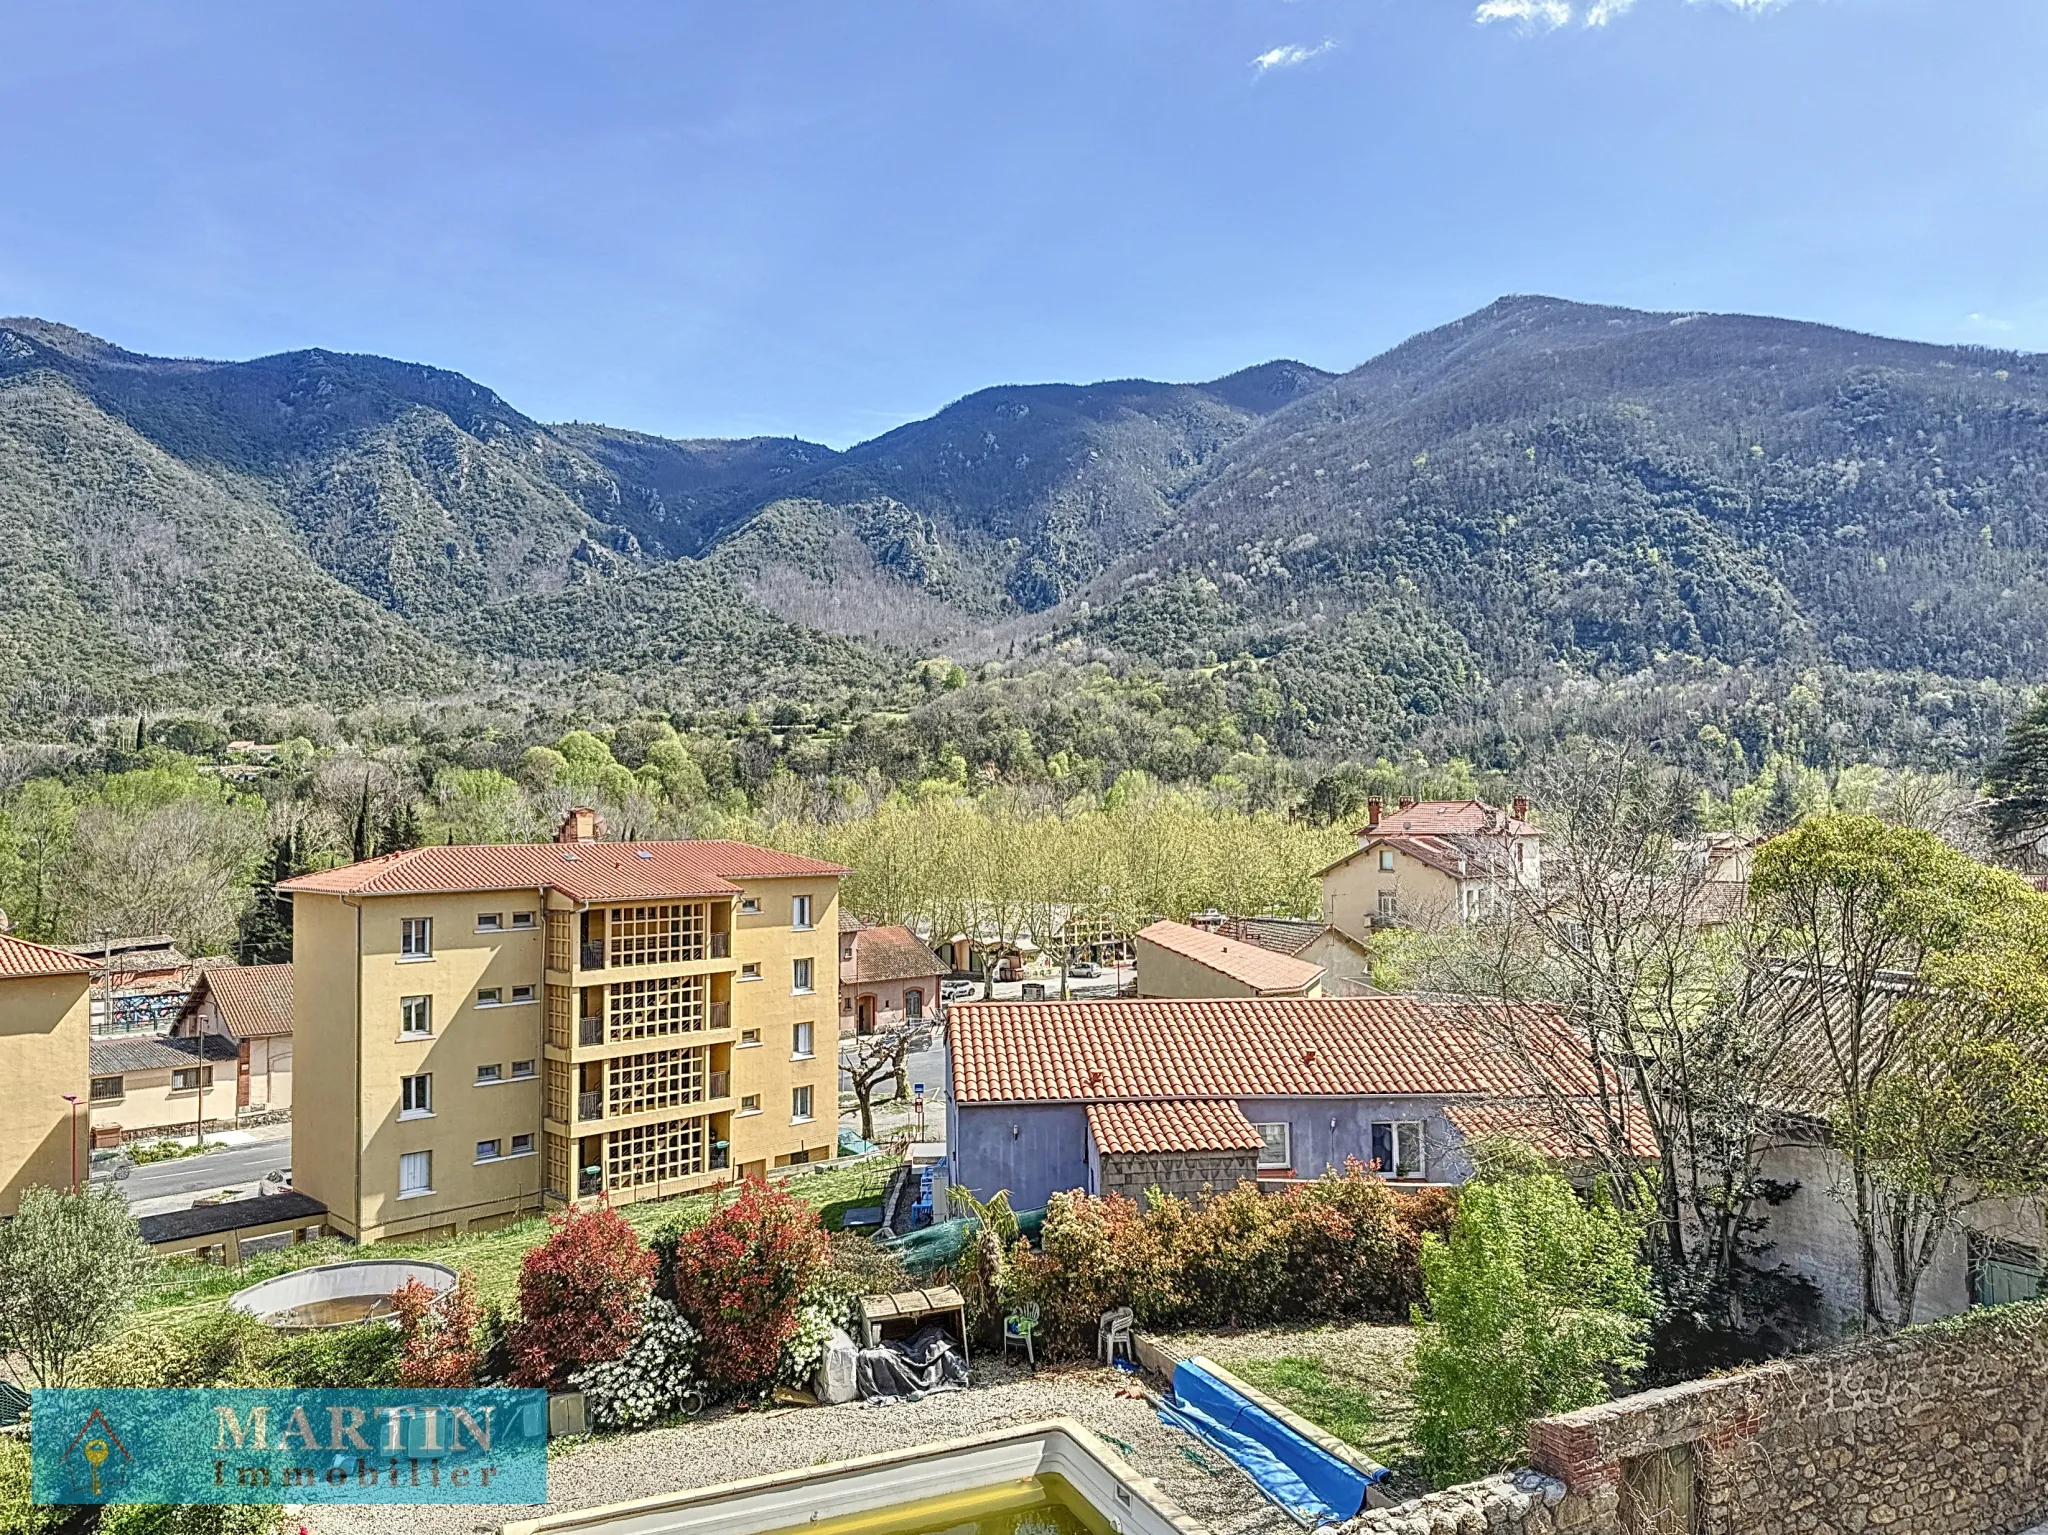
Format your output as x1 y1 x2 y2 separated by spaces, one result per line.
2 1 2042 446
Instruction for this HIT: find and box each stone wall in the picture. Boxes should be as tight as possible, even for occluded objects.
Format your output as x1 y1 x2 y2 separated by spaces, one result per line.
1342 1301 2048 1535
1097 1149 1257 1206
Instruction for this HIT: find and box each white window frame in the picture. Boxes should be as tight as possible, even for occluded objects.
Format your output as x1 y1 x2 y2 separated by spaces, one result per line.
509 1132 535 1156
739 962 762 981
399 1150 433 1197
476 913 504 932
792 1021 814 1060
172 1066 213 1094
400 995 432 1038
400 1073 433 1119
400 917 433 960
792 957 814 995
476 1063 503 1085
739 1093 762 1114
792 895 813 931
510 1058 537 1080
1378 849 1395 872
1253 1121 1292 1171
1377 889 1399 919
738 897 762 916
475 1139 503 1162
509 984 536 1004
739 1028 761 1047
791 1084 814 1123
1372 1119 1427 1179
477 987 502 1006
510 911 537 929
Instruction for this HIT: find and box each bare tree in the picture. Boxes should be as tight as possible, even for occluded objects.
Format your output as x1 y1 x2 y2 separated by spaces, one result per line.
842 1026 915 1143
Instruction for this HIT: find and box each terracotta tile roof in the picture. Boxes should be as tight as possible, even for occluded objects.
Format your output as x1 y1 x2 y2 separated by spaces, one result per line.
1216 917 1325 958
1352 800 1540 839
949 996 1567 1104
1137 920 1324 994
0 933 94 979
1087 1098 1264 1155
1444 1099 1660 1161
849 925 947 985
277 838 847 901
189 964 294 1038
90 1033 239 1076
839 910 865 934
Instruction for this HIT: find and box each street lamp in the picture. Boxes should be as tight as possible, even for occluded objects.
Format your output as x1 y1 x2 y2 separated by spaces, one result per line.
60 1093 81 1192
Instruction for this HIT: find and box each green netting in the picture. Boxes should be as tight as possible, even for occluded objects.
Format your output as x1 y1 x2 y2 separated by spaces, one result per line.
882 1207 1045 1273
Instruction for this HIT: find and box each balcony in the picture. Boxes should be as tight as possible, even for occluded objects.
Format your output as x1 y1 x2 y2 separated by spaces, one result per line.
578 1167 603 1198
709 1001 731 1031
710 1143 730 1172
707 1070 731 1100
710 931 730 959
579 1014 603 1048
581 940 605 971
578 1090 604 1122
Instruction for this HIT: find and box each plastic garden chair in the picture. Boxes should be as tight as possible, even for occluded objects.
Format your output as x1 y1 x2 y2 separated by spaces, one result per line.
1097 1306 1135 1366
1003 1303 1041 1367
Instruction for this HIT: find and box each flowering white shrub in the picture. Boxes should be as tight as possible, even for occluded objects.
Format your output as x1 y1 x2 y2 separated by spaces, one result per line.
570 1298 702 1430
777 1301 840 1386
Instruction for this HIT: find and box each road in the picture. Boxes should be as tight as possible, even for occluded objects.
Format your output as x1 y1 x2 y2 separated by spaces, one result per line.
103 1137 293 1211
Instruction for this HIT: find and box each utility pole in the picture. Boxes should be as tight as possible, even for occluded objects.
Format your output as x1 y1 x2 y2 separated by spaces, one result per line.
61 1093 80 1192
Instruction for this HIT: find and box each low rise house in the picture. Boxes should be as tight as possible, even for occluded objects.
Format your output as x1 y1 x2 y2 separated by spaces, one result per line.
1134 920 1324 998
1205 916 1377 996
839 917 946 1035
88 1033 241 1140
945 995 1610 1210
64 933 197 1037
0 934 91 1211
1319 798 1542 937
176 963 295 1113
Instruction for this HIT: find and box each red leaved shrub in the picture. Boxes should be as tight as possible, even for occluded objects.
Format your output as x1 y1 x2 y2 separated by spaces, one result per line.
394 1270 484 1387
507 1205 655 1389
666 1180 828 1393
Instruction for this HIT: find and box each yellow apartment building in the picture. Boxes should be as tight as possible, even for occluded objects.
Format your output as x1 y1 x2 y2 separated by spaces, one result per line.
0 933 92 1212
281 810 847 1244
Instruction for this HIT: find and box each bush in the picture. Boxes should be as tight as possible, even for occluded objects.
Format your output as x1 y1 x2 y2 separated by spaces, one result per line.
1410 1169 1652 1485
571 1297 702 1430
667 1181 828 1394
262 1321 400 1387
996 1163 1453 1359
97 1505 281 1534
77 1308 399 1391
0 1437 64 1535
507 1206 655 1390
0 1184 153 1386
395 1270 484 1387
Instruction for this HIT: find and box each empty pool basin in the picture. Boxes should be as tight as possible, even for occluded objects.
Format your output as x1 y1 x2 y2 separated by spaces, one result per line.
500 1419 1203 1535
227 1259 458 1331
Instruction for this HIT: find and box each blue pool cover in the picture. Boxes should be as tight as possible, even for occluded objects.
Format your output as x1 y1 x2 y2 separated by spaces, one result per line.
1158 1359 1388 1526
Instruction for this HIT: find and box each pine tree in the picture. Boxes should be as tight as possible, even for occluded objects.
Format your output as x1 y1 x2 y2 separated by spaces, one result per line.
1983 693 2048 852
1759 768 1801 835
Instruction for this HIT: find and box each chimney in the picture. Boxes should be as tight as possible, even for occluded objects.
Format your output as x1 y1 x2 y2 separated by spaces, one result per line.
1512 796 1529 821
1366 799 1383 829
1398 798 1417 812
557 807 600 843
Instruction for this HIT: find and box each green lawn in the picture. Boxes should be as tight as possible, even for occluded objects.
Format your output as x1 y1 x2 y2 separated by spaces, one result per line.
133 1158 891 1324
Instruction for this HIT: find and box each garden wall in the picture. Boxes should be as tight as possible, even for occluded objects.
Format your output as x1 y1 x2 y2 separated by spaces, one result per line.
1340 1301 2048 1535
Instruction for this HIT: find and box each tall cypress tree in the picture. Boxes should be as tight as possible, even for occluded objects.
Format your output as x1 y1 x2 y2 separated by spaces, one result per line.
1984 693 2048 852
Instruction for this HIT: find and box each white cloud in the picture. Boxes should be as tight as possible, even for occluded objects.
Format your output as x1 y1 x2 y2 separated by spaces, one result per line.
1584 0 1637 23
1252 40 1337 71
1475 0 1574 27
1967 313 2016 334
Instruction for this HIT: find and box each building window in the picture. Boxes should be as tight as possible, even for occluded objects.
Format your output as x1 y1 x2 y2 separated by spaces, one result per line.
739 1028 760 1046
90 1076 124 1101
400 996 432 1037
609 903 705 967
477 987 502 1006
510 1132 534 1156
172 1066 214 1092
1377 890 1399 920
399 1151 433 1196
606 1117 705 1189
400 1074 433 1118
792 1021 814 1059
608 1049 693 1117
477 913 504 932
1371 1120 1425 1179
792 958 814 994
792 1085 814 1123
1253 1122 1291 1170
1378 849 1395 872
792 895 813 931
739 897 761 915
905 989 925 1022
510 912 537 929
739 963 761 981
400 918 432 958
740 1094 761 1113
510 984 535 1003
476 1064 503 1085
608 975 702 1040
510 1059 536 1079
476 1139 502 1162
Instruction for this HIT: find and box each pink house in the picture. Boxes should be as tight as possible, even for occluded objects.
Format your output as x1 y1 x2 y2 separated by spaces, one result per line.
839 915 946 1036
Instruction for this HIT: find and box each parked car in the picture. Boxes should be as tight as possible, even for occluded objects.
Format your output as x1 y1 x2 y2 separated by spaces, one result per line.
1067 960 1101 978
940 979 978 1001
88 1147 131 1182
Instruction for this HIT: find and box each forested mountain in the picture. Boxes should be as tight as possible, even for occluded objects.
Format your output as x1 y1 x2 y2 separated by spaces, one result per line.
3 299 2044 767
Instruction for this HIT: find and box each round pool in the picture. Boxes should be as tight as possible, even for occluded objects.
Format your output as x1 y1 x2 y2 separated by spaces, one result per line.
227 1259 459 1331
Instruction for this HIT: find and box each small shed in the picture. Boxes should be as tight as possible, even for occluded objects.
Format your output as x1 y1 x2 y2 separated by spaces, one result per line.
856 1285 970 1361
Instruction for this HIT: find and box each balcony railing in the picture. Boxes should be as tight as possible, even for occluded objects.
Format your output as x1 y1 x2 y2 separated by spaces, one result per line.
581 940 605 971
578 1090 603 1122
707 1070 731 1100
579 1014 603 1048
710 931 730 959
709 1001 731 1031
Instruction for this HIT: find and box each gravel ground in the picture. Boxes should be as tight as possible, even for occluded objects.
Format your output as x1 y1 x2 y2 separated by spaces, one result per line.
303 1358 1292 1535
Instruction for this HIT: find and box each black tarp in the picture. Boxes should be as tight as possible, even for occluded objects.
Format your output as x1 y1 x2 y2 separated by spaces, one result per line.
855 1324 969 1398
